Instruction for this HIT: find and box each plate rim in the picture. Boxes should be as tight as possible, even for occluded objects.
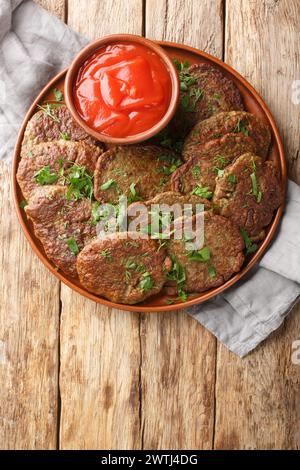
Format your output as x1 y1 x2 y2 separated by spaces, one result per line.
11 40 287 313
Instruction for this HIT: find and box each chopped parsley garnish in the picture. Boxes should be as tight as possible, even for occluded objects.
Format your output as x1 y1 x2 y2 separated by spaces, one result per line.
234 118 249 136
19 200 27 209
213 155 227 167
166 299 175 305
188 246 211 262
34 165 59 185
208 265 217 278
257 191 263 203
192 165 201 178
158 153 182 175
52 88 63 102
124 240 140 248
100 179 115 191
227 174 237 184
240 227 258 255
214 167 225 178
66 237 79 255
214 93 221 101
139 272 154 292
66 164 93 200
173 59 204 112
191 185 213 199
37 103 60 122
249 160 263 203
100 249 112 260
91 201 101 225
167 255 187 302
60 132 70 140
128 182 143 204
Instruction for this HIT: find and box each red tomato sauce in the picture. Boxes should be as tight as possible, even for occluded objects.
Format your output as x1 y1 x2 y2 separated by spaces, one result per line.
74 42 172 138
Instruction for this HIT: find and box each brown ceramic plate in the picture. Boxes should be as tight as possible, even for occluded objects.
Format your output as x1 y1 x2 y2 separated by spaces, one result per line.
12 41 287 312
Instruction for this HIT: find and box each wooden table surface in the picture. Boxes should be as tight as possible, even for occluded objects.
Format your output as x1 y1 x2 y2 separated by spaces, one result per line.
0 0 300 450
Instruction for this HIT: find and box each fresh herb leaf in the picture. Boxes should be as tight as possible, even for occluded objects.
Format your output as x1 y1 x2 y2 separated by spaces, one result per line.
34 165 59 185
192 165 201 178
100 179 115 191
66 237 79 255
128 182 143 204
52 88 63 102
227 174 237 184
257 190 263 203
19 200 27 209
100 249 112 260
139 272 154 292
214 167 225 178
208 265 217 278
234 118 249 136
37 103 60 122
66 164 93 200
60 132 70 141
191 185 213 199
188 246 211 262
167 255 187 302
240 227 258 255
214 93 221 101
166 299 175 305
250 172 258 196
213 155 227 167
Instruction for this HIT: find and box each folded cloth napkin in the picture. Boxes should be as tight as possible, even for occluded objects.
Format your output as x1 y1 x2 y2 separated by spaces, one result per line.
1 0 299 357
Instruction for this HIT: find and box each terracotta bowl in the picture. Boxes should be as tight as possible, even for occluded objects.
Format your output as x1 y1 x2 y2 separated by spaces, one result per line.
65 34 180 145
12 40 287 312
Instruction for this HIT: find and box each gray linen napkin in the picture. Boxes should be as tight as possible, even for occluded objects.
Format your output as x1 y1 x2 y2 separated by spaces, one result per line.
1 0 299 357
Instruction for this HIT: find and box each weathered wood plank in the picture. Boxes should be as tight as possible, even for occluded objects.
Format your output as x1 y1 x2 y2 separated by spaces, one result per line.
59 0 143 450
59 292 141 449
0 162 60 449
141 313 216 450
214 0 300 450
145 0 224 57
67 0 143 38
36 0 66 21
141 0 223 450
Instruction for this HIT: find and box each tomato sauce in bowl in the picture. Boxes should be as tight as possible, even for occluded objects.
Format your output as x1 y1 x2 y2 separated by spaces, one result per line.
74 42 172 138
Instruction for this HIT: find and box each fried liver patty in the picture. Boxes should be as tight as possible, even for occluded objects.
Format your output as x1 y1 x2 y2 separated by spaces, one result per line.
213 153 283 239
94 145 182 204
167 212 245 293
23 104 101 147
77 235 169 304
183 111 271 160
173 63 244 136
172 133 257 193
25 186 96 277
17 141 102 200
128 191 210 214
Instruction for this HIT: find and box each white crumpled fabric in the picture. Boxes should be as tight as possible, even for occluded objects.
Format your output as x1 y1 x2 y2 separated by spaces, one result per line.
1 0 299 357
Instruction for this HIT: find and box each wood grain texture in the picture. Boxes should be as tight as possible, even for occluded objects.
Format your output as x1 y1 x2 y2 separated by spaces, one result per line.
141 0 222 450
214 0 300 450
36 0 65 20
225 0 300 183
141 313 216 450
67 0 143 38
59 289 141 449
0 162 60 449
214 305 300 450
59 0 143 450
145 0 224 57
